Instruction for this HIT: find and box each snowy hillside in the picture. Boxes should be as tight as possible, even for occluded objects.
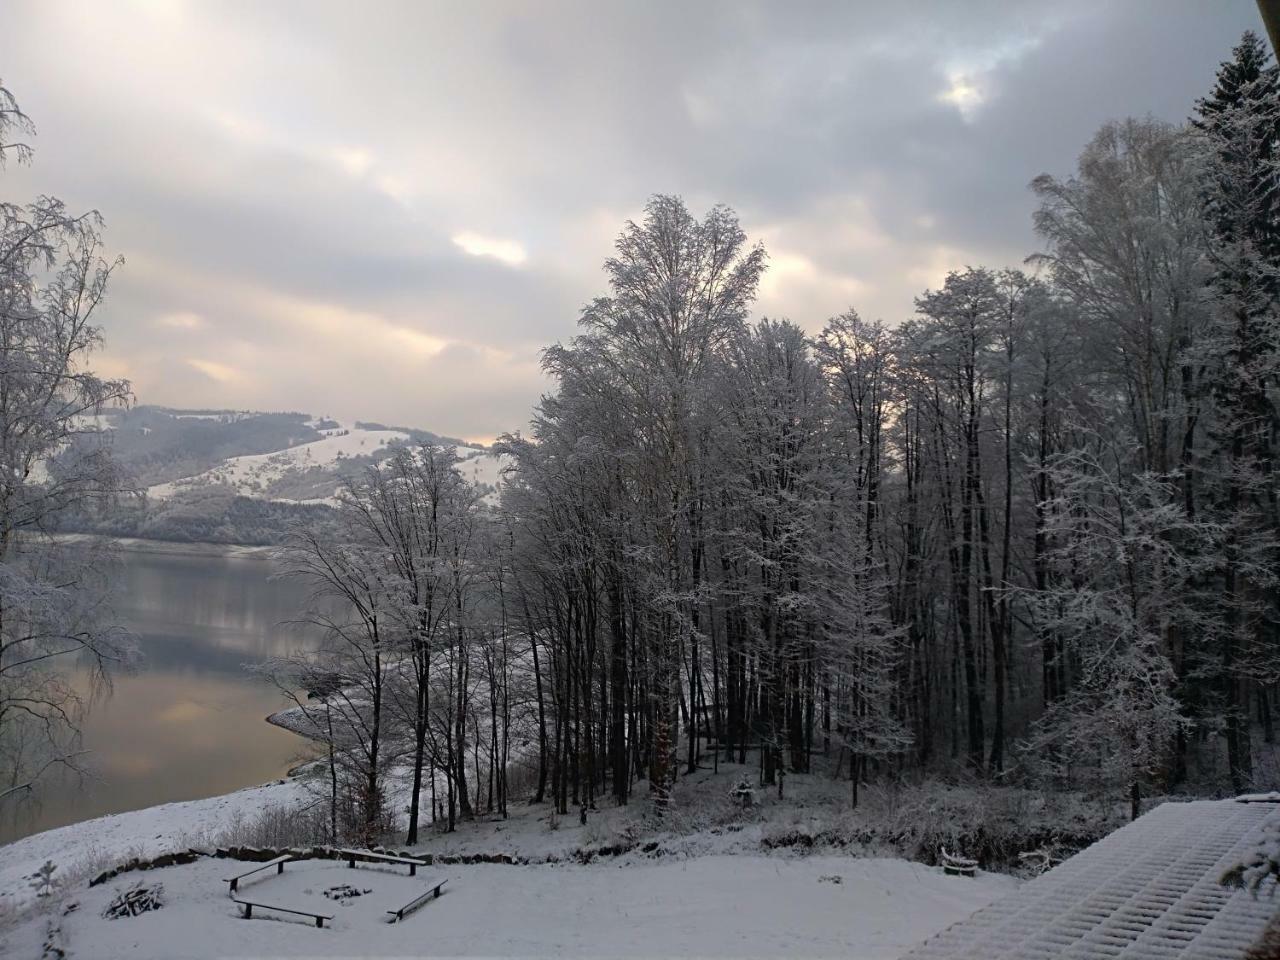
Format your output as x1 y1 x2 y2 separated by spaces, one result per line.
453 443 507 491
83 408 508 507
146 421 413 503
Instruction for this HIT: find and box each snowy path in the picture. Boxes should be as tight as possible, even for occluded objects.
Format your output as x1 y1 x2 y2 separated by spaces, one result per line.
1 854 1016 958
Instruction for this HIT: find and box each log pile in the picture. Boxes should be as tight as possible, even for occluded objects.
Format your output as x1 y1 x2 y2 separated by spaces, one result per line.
102 883 164 920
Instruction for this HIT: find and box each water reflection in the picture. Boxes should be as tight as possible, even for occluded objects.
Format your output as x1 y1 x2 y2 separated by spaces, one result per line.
0 544 322 845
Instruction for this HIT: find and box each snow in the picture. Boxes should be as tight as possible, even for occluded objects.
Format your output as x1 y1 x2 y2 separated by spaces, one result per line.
71 413 116 431
143 419 502 505
903 798 1280 959
147 423 410 501
0 755 1028 958
171 412 255 422
0 853 1014 959
0 778 303 914
456 449 506 492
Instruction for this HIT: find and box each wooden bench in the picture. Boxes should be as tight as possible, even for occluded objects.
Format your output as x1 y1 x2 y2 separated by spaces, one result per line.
386 877 448 922
232 897 334 928
223 855 292 893
338 848 428 876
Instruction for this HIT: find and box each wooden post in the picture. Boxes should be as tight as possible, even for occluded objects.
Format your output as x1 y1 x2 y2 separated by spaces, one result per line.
315 916 324 928
277 862 284 875
410 863 416 877
243 903 253 919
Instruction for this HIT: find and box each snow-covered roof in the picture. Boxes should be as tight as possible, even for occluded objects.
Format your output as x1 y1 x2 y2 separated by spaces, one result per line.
903 797 1280 959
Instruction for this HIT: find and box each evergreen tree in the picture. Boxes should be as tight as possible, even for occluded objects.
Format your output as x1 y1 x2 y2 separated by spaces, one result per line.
1190 31 1280 790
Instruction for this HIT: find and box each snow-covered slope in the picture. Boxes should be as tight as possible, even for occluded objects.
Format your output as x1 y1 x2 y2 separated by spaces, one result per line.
456 446 506 492
147 422 410 502
143 418 505 505
0 778 304 914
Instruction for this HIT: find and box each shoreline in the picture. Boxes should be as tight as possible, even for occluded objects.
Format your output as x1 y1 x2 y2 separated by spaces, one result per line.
0 775 306 909
52 532 278 559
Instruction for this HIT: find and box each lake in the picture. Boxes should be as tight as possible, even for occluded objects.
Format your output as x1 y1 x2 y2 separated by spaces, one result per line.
0 541 320 845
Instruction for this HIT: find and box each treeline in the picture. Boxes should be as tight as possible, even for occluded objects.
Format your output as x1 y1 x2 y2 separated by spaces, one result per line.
62 486 338 545
84 407 322 487
274 34 1280 844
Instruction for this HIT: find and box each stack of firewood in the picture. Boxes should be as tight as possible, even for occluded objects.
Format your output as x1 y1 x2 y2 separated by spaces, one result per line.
101 883 164 920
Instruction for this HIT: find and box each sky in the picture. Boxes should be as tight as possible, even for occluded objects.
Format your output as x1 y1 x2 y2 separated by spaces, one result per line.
0 1 1266 443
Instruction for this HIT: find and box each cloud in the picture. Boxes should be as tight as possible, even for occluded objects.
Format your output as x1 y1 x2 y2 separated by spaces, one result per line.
155 311 204 330
452 231 529 267
0 0 1262 439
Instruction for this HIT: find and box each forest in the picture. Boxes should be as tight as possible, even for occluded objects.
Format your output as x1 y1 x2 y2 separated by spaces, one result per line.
251 32 1280 845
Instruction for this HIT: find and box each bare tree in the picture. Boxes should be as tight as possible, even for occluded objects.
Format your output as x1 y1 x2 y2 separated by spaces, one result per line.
276 519 392 843
0 82 134 809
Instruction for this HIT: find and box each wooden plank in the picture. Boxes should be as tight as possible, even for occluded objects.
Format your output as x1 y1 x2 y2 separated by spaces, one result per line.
341 848 427 877
233 897 333 928
222 855 292 892
386 878 448 922
338 848 427 866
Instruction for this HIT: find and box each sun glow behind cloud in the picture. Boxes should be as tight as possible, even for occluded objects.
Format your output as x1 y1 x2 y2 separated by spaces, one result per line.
939 74 985 120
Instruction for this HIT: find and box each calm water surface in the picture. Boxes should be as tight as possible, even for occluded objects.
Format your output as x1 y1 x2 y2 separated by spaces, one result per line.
0 542 320 844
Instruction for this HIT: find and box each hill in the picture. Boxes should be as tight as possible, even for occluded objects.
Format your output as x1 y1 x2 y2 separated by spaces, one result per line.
60 407 505 545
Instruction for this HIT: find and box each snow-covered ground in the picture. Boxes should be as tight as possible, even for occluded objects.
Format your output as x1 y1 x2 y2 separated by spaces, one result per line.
0 852 1014 959
147 423 410 501
0 778 303 914
0 753 1034 958
455 445 507 491
144 419 505 505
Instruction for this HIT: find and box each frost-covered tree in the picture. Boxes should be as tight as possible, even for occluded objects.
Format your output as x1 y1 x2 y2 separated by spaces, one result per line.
347 444 478 842
1190 31 1280 791
544 196 765 813
814 312 910 797
1031 118 1210 481
0 82 133 807
900 269 1006 772
717 320 825 784
1021 437 1205 818
812 505 909 807
275 515 394 843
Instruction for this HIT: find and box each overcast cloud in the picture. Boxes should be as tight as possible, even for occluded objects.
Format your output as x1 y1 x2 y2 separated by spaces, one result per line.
0 1 1263 441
